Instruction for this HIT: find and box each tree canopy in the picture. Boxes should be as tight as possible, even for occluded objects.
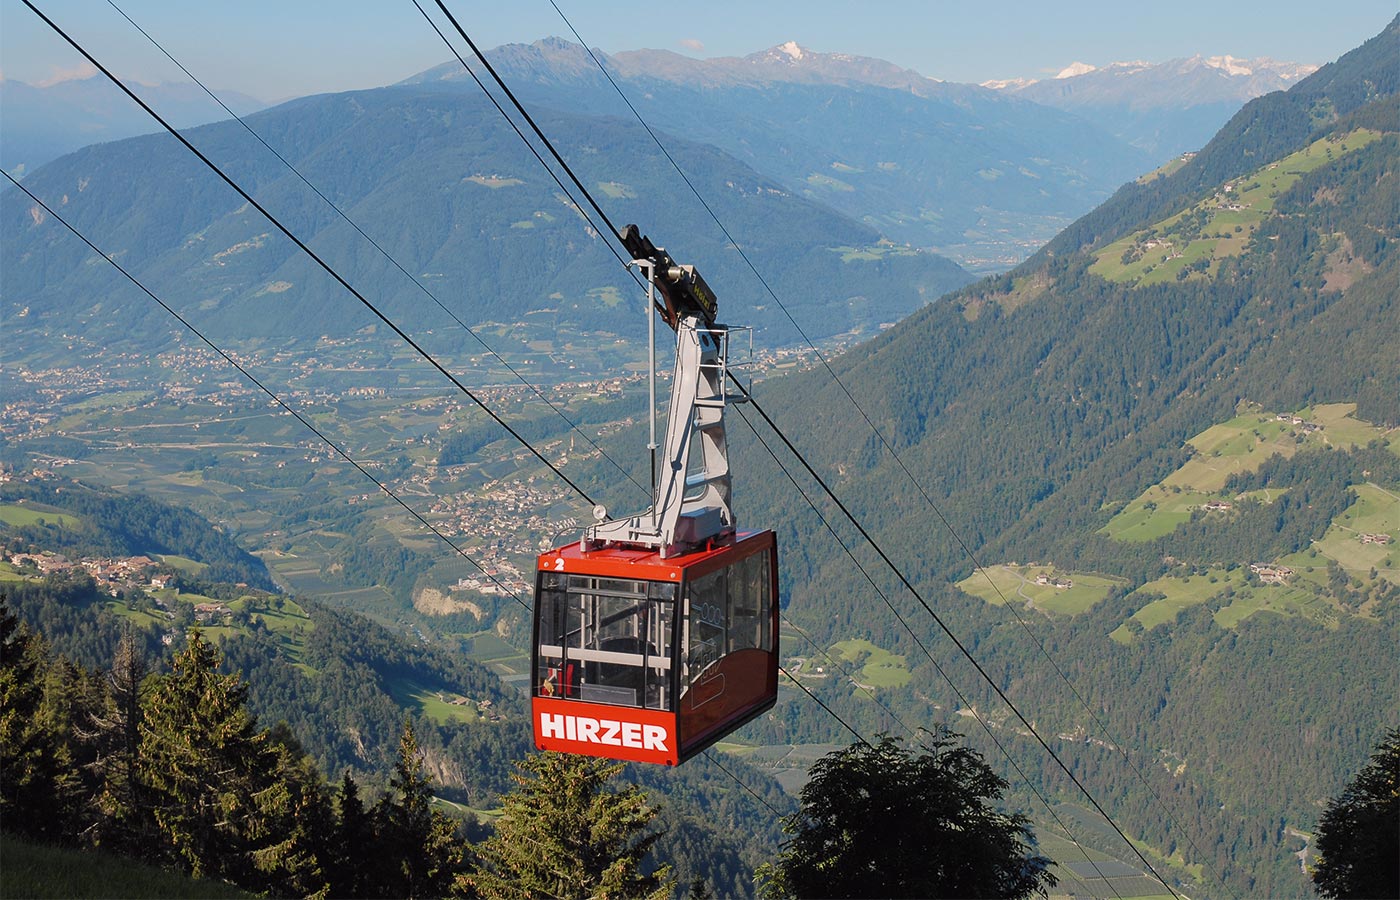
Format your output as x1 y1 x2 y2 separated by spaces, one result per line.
469 752 674 900
759 732 1055 899
1312 727 1400 899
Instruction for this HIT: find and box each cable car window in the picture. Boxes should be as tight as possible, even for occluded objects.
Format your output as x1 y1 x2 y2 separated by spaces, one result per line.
536 573 571 698
644 583 675 710
728 551 765 653
685 568 727 692
536 574 676 710
756 550 773 652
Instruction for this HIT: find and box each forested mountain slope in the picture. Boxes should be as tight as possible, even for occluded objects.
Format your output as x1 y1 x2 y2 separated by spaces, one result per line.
741 17 1399 897
1 85 968 360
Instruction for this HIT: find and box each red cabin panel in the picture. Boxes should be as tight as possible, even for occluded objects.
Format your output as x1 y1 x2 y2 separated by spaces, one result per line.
532 531 778 765
534 696 680 765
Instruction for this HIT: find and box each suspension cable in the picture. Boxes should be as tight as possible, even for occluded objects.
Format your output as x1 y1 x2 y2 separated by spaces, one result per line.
534 4 1215 887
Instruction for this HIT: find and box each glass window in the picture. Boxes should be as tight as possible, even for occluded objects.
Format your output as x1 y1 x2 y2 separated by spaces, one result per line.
645 582 676 710
729 552 762 652
534 574 676 710
685 569 727 691
754 550 772 652
535 573 569 698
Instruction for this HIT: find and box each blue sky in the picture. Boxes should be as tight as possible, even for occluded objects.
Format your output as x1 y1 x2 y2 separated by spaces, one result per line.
2 1 1395 101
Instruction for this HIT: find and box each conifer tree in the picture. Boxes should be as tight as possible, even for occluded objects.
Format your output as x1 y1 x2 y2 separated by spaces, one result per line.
372 719 464 898
0 600 70 843
244 723 334 898
84 629 154 854
329 770 375 899
140 630 327 894
468 752 673 900
141 630 265 879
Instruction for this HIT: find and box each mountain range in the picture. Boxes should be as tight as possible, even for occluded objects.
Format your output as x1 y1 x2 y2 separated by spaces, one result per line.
0 84 971 358
985 54 1318 156
409 38 1155 268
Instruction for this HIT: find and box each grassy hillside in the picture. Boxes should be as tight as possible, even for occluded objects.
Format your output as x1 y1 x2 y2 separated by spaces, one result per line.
0 833 253 900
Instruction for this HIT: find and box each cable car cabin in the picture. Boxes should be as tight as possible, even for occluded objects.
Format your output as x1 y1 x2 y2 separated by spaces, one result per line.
532 530 778 765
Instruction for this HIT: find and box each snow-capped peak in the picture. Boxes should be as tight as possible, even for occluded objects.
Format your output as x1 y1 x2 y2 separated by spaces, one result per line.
1055 61 1097 79
1202 54 1253 76
981 76 1037 90
778 41 804 61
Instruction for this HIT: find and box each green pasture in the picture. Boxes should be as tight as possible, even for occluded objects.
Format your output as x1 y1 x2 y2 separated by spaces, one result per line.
63 390 155 413
0 562 27 582
104 603 168 631
1168 414 1302 491
1098 486 1213 542
1091 130 1381 286
148 587 212 605
806 172 855 192
0 503 82 528
1214 583 1332 629
1308 402 1395 449
830 638 911 688
385 674 482 725
1103 406 1392 542
831 244 919 263
461 630 526 665
956 565 1121 615
1313 483 1399 583
1112 569 1246 642
156 553 208 575
595 181 637 199
587 285 625 308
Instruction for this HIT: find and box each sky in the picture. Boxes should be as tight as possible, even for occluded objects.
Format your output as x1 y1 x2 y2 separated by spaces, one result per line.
1 0 1396 102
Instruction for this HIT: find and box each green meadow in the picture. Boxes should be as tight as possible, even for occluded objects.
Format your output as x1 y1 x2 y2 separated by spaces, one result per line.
0 503 82 528
1102 405 1394 541
1090 130 1382 286
956 565 1123 616
830 638 911 688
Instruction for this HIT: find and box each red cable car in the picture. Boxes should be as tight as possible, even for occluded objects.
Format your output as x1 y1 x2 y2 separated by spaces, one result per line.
531 226 779 765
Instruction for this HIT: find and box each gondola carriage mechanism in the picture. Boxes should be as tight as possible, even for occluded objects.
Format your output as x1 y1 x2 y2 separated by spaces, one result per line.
532 226 779 765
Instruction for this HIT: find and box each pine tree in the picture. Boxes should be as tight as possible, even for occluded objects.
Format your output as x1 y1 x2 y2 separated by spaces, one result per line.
141 630 265 879
243 723 334 898
469 752 674 900
140 630 329 894
81 628 154 854
328 770 375 899
1312 727 1400 899
0 600 70 843
372 719 464 898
